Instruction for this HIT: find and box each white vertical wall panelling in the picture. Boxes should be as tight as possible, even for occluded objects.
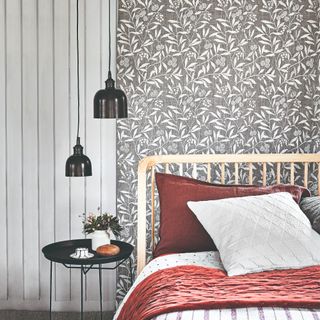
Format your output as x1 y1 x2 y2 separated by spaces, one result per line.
22 0 40 300
38 0 55 308
85 0 102 302
0 0 8 301
6 0 24 300
0 0 117 311
69 0 85 304
101 0 117 305
53 0 71 303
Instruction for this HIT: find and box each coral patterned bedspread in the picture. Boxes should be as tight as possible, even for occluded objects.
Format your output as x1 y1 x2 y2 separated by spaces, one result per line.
114 252 320 320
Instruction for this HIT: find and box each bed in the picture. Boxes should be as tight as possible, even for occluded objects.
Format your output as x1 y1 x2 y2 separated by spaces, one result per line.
115 154 320 320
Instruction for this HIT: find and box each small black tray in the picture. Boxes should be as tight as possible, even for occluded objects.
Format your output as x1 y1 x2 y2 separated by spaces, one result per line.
42 239 133 265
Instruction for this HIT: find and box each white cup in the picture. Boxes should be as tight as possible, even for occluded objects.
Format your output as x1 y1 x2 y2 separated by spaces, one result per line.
74 247 89 259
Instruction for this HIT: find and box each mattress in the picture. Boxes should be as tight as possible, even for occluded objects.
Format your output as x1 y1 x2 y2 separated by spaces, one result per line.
114 251 320 320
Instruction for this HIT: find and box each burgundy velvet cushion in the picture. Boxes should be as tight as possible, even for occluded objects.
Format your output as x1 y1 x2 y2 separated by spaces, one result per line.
154 173 310 257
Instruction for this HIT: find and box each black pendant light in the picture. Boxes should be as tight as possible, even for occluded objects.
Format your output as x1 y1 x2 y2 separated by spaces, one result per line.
66 0 92 177
93 0 128 118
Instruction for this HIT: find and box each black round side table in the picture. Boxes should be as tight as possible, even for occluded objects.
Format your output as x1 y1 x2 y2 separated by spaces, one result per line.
42 239 133 320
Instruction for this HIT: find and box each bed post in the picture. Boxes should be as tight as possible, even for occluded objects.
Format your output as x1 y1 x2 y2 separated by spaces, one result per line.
137 158 151 275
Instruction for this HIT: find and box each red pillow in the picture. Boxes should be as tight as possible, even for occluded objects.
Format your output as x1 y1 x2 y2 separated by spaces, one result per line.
154 173 310 257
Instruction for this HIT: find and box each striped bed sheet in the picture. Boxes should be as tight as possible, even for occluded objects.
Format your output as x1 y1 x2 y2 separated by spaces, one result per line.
114 252 320 320
152 308 320 320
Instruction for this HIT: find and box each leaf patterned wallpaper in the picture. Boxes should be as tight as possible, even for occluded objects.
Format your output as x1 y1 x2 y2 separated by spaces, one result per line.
116 0 320 300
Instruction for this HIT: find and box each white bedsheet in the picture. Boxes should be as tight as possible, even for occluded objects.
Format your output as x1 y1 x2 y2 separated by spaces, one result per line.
114 251 320 320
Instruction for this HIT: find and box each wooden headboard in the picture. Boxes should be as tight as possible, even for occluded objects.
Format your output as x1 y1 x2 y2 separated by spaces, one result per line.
137 153 320 274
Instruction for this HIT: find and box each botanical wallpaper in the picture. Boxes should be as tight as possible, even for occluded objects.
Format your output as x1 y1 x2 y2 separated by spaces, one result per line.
116 0 320 300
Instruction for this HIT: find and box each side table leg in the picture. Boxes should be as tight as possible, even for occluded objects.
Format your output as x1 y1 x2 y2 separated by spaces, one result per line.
99 264 103 320
49 261 53 320
80 266 84 320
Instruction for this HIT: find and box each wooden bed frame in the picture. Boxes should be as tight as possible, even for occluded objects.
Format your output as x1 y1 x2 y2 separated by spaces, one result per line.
137 153 320 274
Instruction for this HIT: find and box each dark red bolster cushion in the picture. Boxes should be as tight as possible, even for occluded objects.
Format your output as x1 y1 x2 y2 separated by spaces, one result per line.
154 173 310 257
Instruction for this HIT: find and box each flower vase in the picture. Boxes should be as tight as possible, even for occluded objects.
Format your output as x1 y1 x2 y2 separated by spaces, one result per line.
91 230 111 251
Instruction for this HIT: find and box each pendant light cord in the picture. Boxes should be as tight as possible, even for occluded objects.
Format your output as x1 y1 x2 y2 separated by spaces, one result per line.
108 0 111 77
76 0 80 141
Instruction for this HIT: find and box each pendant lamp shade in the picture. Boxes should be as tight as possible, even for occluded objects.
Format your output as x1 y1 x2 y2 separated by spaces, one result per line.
66 137 92 177
65 0 92 177
94 0 128 119
94 72 127 118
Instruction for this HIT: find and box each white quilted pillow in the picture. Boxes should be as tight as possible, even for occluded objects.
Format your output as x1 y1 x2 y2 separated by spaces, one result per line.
188 192 320 276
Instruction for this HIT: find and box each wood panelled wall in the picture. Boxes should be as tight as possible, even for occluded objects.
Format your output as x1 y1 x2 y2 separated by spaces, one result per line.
0 0 117 311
